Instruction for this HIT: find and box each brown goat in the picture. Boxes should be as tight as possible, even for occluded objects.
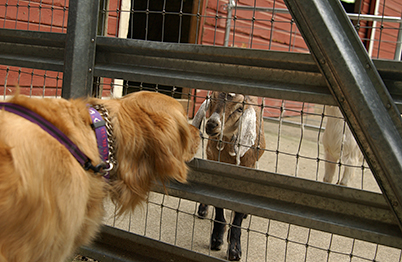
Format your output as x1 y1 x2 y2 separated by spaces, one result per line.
192 92 265 261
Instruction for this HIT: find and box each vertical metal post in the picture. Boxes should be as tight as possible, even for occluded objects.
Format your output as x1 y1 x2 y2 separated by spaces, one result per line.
283 0 402 230
62 0 99 99
224 0 235 47
394 22 402 61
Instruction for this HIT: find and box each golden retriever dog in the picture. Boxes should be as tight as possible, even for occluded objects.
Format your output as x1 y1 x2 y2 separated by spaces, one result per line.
0 91 200 262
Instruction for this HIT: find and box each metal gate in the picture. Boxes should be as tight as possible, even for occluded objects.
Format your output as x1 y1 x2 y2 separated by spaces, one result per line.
1 0 402 261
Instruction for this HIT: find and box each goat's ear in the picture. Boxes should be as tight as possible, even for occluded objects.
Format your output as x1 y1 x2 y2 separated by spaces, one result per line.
235 107 257 164
192 98 210 129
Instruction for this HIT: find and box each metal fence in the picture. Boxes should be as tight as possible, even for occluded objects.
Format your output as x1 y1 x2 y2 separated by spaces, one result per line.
1 0 402 261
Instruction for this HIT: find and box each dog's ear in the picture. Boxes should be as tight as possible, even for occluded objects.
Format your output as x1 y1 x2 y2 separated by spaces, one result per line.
183 124 202 162
110 94 201 216
234 107 256 165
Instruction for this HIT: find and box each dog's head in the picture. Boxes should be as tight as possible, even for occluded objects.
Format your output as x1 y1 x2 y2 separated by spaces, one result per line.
106 91 200 215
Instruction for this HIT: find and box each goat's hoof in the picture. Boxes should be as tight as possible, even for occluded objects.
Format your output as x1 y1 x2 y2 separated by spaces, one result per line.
198 209 208 218
337 181 348 186
197 204 208 219
211 225 226 250
211 220 226 250
228 246 242 261
211 236 224 250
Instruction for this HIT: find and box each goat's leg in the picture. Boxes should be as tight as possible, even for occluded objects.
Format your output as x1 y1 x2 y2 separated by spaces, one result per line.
211 207 226 251
323 149 337 184
227 212 244 261
338 154 358 186
197 203 209 218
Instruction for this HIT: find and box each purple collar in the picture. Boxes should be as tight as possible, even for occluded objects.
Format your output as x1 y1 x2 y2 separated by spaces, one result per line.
0 102 112 180
88 106 112 180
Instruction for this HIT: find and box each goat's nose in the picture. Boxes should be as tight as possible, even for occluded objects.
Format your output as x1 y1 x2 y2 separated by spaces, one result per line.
206 120 219 136
206 120 218 130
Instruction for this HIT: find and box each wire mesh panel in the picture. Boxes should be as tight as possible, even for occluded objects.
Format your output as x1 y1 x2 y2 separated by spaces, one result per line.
0 0 69 97
104 192 402 262
90 1 402 259
103 0 401 58
89 81 395 261
0 65 63 98
99 80 377 191
1 0 69 32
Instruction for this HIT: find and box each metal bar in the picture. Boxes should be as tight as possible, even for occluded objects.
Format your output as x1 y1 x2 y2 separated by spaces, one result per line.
152 159 402 249
79 225 226 262
223 0 235 47
94 37 331 104
0 29 401 108
283 0 402 231
395 22 402 61
226 5 290 14
61 0 99 99
226 3 402 23
347 13 402 23
264 116 324 132
0 29 65 71
94 36 402 109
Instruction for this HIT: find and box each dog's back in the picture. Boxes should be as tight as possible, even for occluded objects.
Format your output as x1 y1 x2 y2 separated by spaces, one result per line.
0 95 106 262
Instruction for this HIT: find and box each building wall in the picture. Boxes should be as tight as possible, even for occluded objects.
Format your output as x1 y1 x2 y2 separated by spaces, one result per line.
199 0 308 52
369 0 402 59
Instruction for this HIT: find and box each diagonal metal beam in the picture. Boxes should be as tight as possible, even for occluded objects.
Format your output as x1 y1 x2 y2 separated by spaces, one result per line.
283 0 402 230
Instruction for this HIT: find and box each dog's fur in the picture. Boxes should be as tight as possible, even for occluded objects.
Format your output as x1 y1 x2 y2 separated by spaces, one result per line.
0 91 200 262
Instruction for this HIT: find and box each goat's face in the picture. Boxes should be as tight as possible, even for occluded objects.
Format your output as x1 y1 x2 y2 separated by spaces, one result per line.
206 92 248 138
192 91 265 165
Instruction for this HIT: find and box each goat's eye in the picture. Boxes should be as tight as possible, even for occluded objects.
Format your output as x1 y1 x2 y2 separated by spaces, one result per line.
236 107 243 113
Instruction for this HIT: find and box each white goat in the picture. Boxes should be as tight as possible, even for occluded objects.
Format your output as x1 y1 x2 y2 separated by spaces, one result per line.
322 106 363 186
192 92 265 261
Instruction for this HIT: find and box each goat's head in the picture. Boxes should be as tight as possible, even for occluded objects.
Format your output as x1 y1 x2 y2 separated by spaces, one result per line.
192 92 258 163
206 92 253 138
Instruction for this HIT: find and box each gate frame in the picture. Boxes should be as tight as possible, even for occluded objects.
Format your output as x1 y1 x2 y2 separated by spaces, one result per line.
1 0 402 260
